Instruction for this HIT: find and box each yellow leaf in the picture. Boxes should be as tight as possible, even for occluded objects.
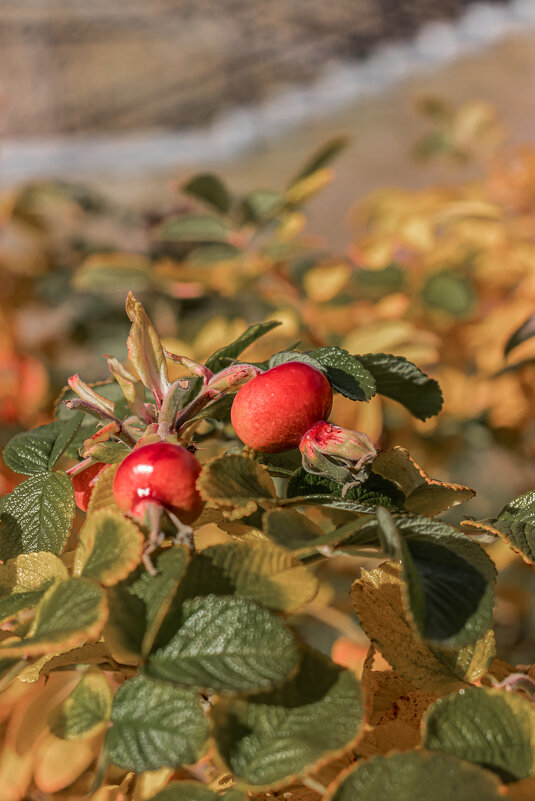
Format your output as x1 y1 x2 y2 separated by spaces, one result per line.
303 263 351 302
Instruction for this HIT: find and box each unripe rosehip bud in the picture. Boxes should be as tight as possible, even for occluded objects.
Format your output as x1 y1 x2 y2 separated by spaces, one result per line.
206 364 262 398
299 421 376 487
72 462 108 512
113 441 204 524
231 362 333 453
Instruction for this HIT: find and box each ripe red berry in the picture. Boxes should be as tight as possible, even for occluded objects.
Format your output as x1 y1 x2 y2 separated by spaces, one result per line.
72 462 107 513
113 442 204 523
230 362 333 453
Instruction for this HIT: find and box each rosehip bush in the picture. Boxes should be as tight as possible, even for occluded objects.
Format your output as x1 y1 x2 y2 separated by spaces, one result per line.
0 293 534 800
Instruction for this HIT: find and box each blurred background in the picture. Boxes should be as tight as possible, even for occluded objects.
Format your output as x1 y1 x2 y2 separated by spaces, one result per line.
2 0 535 668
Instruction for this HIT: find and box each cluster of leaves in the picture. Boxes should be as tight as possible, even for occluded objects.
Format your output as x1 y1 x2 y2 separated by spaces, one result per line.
3 104 535 503
70 102 535 469
0 300 534 801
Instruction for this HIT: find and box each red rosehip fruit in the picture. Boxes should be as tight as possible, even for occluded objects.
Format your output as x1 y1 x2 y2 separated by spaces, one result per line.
72 462 107 513
112 442 204 523
230 362 333 453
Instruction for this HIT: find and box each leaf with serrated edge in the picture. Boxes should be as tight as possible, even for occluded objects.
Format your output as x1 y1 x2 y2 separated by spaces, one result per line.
310 346 376 401
351 562 494 692
74 510 144 586
268 351 325 371
423 687 535 781
131 546 190 656
212 648 363 788
372 448 474 516
87 463 120 515
3 414 83 476
106 674 209 772
180 540 319 613
0 577 108 657
476 489 535 565
126 292 169 405
368 512 495 647
49 667 113 740
355 352 443 421
326 751 503 801
197 455 276 520
205 321 281 373
0 552 68 625
0 472 75 560
146 594 299 692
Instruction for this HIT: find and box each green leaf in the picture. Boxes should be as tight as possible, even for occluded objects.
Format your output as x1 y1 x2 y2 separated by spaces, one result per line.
188 243 242 264
197 455 276 520
104 575 146 663
421 270 476 317
106 674 209 772
48 412 85 468
371 448 474 515
286 468 404 511
73 254 152 293
505 312 535 357
213 648 363 787
327 751 503 801
0 472 75 560
0 551 68 625
182 173 232 214
146 594 299 693
0 576 107 657
268 351 325 371
356 353 443 420
3 414 83 475
74 509 144 586
158 213 230 242
289 136 348 185
86 463 120 515
178 541 319 613
488 489 535 564
423 687 535 781
360 513 495 647
80 440 130 464
49 667 113 740
263 508 325 550
351 561 495 692
205 321 281 373
131 546 190 655
240 189 283 223
309 346 376 401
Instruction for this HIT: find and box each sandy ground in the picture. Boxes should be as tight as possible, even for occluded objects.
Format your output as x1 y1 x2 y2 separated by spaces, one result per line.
70 27 535 250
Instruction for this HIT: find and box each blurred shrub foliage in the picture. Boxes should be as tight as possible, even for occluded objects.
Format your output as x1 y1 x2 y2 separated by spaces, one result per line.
2 101 535 484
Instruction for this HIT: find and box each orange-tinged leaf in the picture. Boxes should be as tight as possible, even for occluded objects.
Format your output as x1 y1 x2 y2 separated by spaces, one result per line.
87 463 121 515
197 454 276 520
133 767 174 800
74 510 144 586
125 292 169 405
33 731 98 793
303 263 351 303
0 578 108 658
0 745 33 801
49 667 113 740
372 447 475 515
